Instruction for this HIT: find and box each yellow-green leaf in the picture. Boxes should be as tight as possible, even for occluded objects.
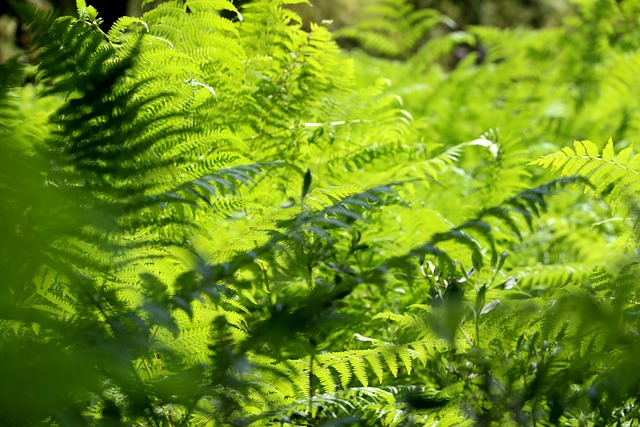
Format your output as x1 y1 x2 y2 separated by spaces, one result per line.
583 140 600 157
331 360 352 388
366 354 384 383
381 349 398 377
617 145 634 166
574 140 587 156
602 138 614 161
349 356 369 387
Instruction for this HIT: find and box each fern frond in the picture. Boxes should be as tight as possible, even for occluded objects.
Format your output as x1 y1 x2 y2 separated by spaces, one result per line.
532 139 640 212
513 263 591 291
335 0 451 59
411 30 476 66
386 177 586 276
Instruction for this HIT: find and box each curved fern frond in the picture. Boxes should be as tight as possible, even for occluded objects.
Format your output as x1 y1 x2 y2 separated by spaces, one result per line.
532 139 640 212
383 177 587 277
511 263 592 291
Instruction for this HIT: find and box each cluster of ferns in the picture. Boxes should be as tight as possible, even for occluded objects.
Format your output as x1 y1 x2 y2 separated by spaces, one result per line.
3 0 640 425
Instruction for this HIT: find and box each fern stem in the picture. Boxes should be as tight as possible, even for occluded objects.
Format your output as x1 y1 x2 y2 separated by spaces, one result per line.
301 119 373 128
243 119 373 142
308 353 314 425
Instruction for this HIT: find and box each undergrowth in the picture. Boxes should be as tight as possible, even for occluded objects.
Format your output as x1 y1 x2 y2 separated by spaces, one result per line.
3 0 640 425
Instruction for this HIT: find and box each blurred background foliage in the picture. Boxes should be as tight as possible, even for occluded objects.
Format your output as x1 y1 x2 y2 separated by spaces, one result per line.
290 0 572 31
1 0 572 64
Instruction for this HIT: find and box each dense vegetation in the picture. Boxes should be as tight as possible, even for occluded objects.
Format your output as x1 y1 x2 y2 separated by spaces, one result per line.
3 0 640 425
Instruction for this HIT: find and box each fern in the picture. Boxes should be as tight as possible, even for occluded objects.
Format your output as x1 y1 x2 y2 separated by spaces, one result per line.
532 139 640 213
335 0 453 59
8 0 640 425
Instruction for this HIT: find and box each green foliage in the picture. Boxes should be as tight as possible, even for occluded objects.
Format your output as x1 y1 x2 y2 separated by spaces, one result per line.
334 0 453 58
4 0 640 426
533 138 640 215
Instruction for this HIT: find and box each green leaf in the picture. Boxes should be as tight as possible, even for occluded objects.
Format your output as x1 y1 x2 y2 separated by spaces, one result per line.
314 364 336 393
349 357 369 387
496 251 508 272
301 168 312 202
381 350 398 377
617 145 634 166
75 0 87 15
480 299 500 315
602 138 614 161
366 354 385 383
584 140 599 157
332 360 352 389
